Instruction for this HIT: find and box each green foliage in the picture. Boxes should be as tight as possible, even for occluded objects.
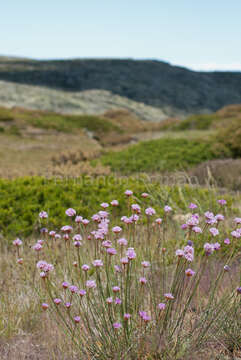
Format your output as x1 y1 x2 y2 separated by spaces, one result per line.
0 176 233 240
173 114 218 131
0 107 14 122
214 118 241 158
0 126 5 133
101 138 228 174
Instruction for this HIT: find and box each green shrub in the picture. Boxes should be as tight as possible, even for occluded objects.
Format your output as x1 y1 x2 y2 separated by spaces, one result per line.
101 138 229 174
214 118 241 158
0 126 5 133
0 107 14 122
174 114 218 131
0 176 233 240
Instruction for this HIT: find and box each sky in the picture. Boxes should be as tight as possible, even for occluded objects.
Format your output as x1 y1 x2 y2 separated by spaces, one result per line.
1 0 241 71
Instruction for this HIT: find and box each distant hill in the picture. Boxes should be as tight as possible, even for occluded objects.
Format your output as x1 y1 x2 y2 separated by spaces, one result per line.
0 80 167 122
0 58 240 116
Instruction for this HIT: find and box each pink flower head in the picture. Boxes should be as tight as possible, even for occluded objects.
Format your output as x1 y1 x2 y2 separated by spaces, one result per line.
218 199 227 206
155 218 163 225
120 257 129 265
164 293 174 300
37 260 54 273
98 211 109 219
107 247 117 256
223 265 230 272
158 303 166 310
75 215 83 223
17 258 23 264
193 226 202 234
79 289 86 297
236 287 241 295
213 242 221 251
55 234 61 240
124 313 131 320
65 302 71 309
117 237 128 246
62 281 69 289
65 208 76 217
102 240 112 248
141 192 149 198
189 203 198 209
92 259 103 267
86 280 96 289
39 211 48 219
41 303 49 310
231 230 241 238
74 316 81 324
215 214 224 222
145 207 156 216
82 219 90 226
204 243 214 255
126 247 136 260
49 231 56 237
111 200 119 206
92 214 100 222
73 261 78 267
13 238 23 247
100 202 109 209
124 190 133 197
209 227 219 237
69 285 78 293
61 225 73 233
114 265 122 273
131 204 141 213
113 322 122 329
139 277 147 284
187 215 199 227
185 268 195 277
141 261 150 268
54 298 62 305
224 238 230 245
74 241 82 248
112 286 120 293
176 249 184 258
139 311 151 322
164 205 172 213
106 297 113 304
112 226 122 234
37 239 44 244
234 217 241 224
181 224 188 230
82 264 90 272
40 227 48 234
115 298 122 305
184 245 194 262
73 234 82 242
32 243 42 251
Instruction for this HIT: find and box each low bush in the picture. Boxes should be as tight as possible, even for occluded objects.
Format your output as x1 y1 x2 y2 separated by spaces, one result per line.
101 138 229 174
0 176 234 240
214 118 241 158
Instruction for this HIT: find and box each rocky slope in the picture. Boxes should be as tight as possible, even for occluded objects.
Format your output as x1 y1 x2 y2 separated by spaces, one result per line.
0 57 241 116
0 80 167 122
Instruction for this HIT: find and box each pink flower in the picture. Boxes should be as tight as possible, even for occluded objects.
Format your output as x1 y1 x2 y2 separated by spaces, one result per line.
82 264 90 272
218 199 227 206
184 245 194 262
32 243 42 251
65 302 71 309
193 226 202 234
92 259 103 267
139 311 151 322
39 211 48 219
112 286 120 293
113 322 122 329
181 224 188 230
215 214 224 222
69 285 78 293
141 192 149 198
107 247 117 256
189 203 197 209
65 208 76 217
100 202 109 209
114 265 122 273
231 230 241 238
41 303 49 310
79 289 86 297
92 214 100 222
117 237 128 246
126 247 136 260
141 261 150 268
74 316 81 324
223 265 230 272
55 234 61 240
124 313 131 320
158 303 166 310
75 215 83 223
164 205 172 213
73 234 82 241
139 277 147 284
224 238 230 245
155 218 163 225
82 219 90 226
131 204 141 213
164 293 174 300
98 211 109 219
49 231 56 237
213 242 221 251
54 298 62 305
62 281 69 289
176 249 184 258
17 258 23 264
145 207 156 216
112 226 122 234
236 287 241 294
106 297 113 304
185 268 195 277
204 243 214 255
234 217 241 224
86 280 96 289
111 200 119 206
13 238 23 247
115 298 122 305
124 190 133 197
61 225 73 233
102 240 112 248
74 241 82 248
209 227 219 237
120 257 129 265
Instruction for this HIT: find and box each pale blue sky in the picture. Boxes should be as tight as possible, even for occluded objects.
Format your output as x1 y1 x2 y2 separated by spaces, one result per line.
1 0 241 71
